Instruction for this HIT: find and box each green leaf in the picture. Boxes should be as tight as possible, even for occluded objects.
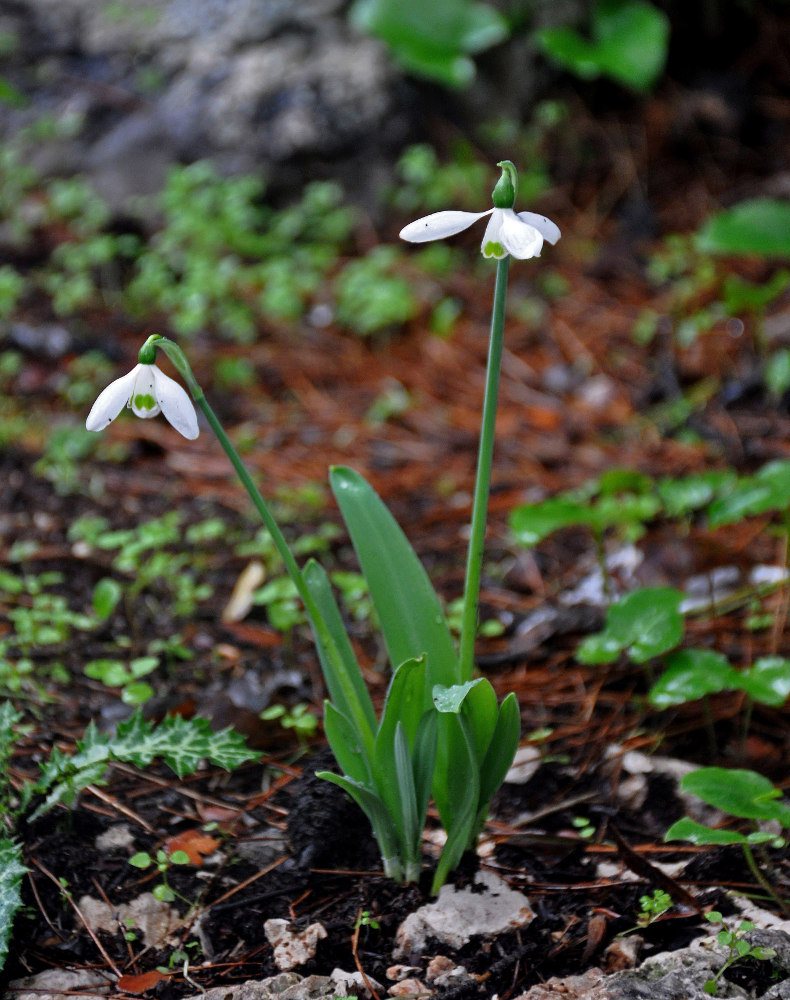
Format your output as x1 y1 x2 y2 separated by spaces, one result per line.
697 199 790 258
412 710 438 833
536 0 669 93
330 467 459 703
478 693 521 806
0 839 26 972
738 657 790 707
509 498 592 546
393 722 420 863
316 771 401 877
304 559 376 749
649 649 737 708
577 588 685 664
113 712 258 778
664 817 753 846
431 714 479 893
707 460 790 525
432 679 483 714
377 658 428 754
85 659 130 687
349 0 508 88
323 702 373 786
680 767 790 826
92 577 122 620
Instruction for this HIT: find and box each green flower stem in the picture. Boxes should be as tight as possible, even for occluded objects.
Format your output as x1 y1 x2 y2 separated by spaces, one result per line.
458 256 510 681
146 336 375 751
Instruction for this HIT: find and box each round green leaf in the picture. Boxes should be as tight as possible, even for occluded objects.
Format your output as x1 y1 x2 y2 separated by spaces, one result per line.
649 649 736 708
680 767 790 825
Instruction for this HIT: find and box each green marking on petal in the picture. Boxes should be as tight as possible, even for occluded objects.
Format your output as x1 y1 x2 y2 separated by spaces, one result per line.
483 241 505 258
134 393 157 411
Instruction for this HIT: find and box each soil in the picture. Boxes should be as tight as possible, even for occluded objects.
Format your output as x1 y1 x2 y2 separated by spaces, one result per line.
4 44 790 998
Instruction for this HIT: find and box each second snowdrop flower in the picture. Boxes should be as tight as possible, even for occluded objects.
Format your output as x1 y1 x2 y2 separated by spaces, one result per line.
86 361 199 439
399 159 560 259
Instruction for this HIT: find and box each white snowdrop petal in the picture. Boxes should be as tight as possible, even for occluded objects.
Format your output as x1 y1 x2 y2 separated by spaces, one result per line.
152 366 199 439
129 365 160 419
517 212 561 245
400 209 492 243
480 210 508 258
500 210 543 259
85 367 139 431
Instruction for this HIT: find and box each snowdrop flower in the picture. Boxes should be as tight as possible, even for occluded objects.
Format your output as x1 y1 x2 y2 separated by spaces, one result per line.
400 159 560 260
86 362 199 439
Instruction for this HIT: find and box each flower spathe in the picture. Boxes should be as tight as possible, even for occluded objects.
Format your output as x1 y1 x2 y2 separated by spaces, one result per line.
399 207 561 259
86 363 199 439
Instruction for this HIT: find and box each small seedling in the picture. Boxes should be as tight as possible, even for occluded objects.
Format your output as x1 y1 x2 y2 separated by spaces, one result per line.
702 912 776 996
354 909 380 931
129 848 192 904
259 702 318 741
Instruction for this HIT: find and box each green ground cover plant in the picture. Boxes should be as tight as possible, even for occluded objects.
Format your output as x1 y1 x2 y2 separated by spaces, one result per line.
0 704 257 969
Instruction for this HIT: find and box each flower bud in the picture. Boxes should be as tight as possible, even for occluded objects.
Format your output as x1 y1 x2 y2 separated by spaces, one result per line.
491 160 518 210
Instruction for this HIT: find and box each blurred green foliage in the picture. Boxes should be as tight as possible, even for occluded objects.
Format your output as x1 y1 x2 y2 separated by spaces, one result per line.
535 0 669 93
349 0 508 87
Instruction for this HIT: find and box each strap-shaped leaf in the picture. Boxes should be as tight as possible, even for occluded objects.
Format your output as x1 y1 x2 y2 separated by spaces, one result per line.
478 692 520 806
304 559 376 749
373 658 427 849
329 466 459 707
431 714 479 894
377 657 428 754
412 710 438 830
323 702 373 786
316 770 402 879
394 722 420 864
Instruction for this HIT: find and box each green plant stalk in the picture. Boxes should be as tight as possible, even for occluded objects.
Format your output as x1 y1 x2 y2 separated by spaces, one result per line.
742 842 788 914
145 336 376 755
459 256 510 680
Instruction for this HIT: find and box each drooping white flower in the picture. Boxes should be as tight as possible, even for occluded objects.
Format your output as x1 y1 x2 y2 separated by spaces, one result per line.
400 207 561 260
86 363 199 439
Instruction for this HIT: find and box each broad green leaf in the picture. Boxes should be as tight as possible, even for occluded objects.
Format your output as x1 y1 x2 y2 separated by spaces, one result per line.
0 838 26 972
680 767 790 826
657 472 735 519
593 0 669 92
304 559 376 746
649 649 737 708
665 817 755 847
697 199 790 258
459 679 499 765
577 588 684 665
536 0 668 93
85 659 130 687
708 459 790 525
350 0 508 88
510 498 592 546
739 657 790 707
323 702 372 785
92 577 122 620
330 467 459 701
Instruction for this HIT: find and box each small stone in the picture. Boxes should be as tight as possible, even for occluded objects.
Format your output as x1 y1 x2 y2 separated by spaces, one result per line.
264 919 328 971
386 965 422 982
95 824 135 852
394 870 534 956
329 969 384 998
425 956 455 983
388 978 429 997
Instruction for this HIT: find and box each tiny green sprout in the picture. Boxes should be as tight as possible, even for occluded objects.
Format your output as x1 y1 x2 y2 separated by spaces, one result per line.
572 816 596 839
638 889 672 927
355 909 380 931
702 911 776 996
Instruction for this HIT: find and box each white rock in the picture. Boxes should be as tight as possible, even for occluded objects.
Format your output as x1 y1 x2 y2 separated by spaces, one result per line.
264 919 327 971
394 870 534 957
